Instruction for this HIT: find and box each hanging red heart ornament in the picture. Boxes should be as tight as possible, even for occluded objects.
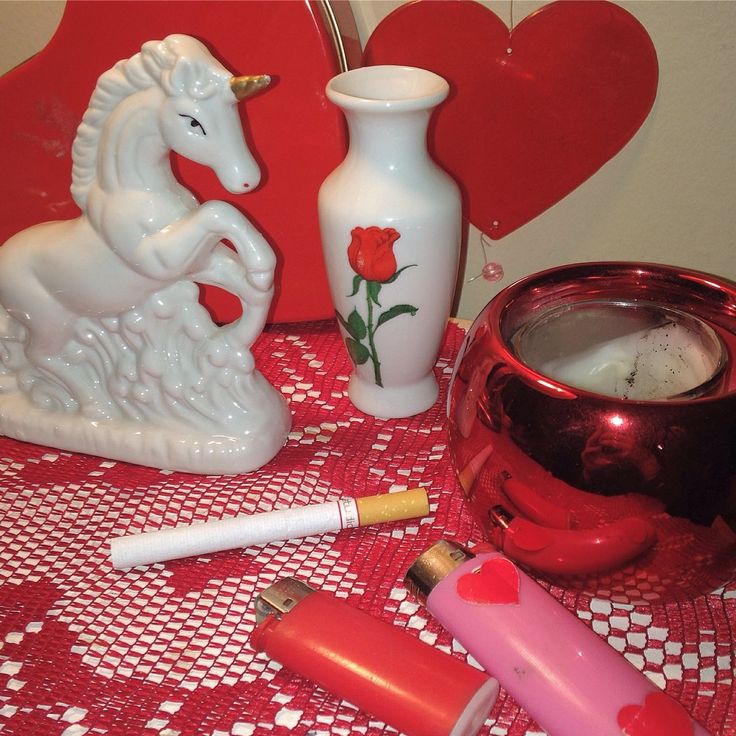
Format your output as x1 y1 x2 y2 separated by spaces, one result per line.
363 0 659 239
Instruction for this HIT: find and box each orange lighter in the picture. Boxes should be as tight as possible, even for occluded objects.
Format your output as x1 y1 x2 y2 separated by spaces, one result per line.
251 577 498 736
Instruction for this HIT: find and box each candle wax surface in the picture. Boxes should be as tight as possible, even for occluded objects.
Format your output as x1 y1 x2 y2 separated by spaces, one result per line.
512 301 724 400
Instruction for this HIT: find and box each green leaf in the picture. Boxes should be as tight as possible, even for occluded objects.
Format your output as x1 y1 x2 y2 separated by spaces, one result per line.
367 280 382 306
347 308 367 340
336 309 367 341
383 264 417 284
345 337 370 365
348 274 363 297
335 310 352 335
376 304 419 329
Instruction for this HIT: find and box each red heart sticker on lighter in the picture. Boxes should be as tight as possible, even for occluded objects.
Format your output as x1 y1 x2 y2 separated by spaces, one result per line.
456 557 520 605
617 691 695 736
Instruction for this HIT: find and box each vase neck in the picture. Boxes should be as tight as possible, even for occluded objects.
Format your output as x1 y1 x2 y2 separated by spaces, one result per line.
343 108 433 169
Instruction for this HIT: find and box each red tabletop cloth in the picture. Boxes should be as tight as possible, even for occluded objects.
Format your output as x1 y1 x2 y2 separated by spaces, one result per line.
0 321 734 736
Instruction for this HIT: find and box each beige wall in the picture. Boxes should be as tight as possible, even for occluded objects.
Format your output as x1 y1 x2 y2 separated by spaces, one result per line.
2 0 734 321
0 1 64 73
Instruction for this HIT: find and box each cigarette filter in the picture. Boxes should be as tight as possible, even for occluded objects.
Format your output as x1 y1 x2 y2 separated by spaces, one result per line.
406 540 711 736
111 487 429 569
251 577 498 736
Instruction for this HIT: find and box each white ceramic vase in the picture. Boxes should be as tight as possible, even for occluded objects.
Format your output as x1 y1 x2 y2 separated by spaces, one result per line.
318 65 461 418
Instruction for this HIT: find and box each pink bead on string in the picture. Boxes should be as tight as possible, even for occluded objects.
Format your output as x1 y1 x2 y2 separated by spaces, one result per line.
481 261 505 282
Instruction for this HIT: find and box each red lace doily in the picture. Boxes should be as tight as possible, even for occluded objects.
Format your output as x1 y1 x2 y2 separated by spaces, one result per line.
0 322 734 735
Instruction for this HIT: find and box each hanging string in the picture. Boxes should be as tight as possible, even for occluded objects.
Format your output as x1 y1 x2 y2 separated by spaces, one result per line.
467 230 504 284
507 0 515 54
467 0 514 286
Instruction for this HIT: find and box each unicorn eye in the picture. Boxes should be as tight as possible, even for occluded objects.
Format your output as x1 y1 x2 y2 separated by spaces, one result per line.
178 114 206 136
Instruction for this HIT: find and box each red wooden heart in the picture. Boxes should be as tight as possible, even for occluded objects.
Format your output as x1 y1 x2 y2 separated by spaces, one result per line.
363 0 658 239
456 557 520 604
617 691 695 736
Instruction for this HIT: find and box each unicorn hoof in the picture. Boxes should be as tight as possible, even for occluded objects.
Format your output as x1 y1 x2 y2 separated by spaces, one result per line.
247 269 274 292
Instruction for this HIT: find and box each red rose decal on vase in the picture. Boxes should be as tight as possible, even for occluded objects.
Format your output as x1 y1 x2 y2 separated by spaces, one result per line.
336 226 417 387
347 226 400 282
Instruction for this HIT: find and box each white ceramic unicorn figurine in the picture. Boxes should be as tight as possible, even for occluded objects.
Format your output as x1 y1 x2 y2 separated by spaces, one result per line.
0 35 291 474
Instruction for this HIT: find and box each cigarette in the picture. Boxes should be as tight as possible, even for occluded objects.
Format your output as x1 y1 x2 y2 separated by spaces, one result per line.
110 487 430 569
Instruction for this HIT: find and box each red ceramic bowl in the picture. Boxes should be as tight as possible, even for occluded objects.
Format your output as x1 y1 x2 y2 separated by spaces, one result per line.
448 262 736 602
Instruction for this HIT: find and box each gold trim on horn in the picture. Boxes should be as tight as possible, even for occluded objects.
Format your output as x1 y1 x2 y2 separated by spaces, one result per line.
230 75 271 101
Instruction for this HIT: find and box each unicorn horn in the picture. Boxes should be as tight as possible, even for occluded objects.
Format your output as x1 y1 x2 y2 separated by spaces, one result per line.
230 75 271 101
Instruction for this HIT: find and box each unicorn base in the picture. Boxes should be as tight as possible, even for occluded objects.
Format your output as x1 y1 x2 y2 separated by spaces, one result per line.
0 279 292 475
0 375 290 475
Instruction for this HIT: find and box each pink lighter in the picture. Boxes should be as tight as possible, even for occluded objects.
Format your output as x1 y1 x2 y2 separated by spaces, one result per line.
406 540 711 736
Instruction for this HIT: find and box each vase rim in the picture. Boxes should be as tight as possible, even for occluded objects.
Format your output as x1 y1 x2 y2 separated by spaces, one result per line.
326 65 449 112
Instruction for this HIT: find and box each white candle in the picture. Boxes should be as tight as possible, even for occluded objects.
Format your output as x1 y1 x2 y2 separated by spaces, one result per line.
514 302 724 400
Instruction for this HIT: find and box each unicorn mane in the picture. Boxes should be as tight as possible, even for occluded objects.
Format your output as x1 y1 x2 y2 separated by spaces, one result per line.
70 35 229 209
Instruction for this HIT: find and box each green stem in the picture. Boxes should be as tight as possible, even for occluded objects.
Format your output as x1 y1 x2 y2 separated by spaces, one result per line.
366 284 382 387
